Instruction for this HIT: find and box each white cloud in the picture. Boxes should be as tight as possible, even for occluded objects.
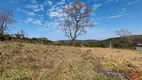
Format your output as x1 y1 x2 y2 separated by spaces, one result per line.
32 20 42 25
41 21 60 30
47 1 53 5
119 8 126 14
46 1 53 6
38 15 44 20
57 1 65 5
120 8 126 11
28 12 36 16
108 15 123 19
106 0 114 3
33 9 41 12
39 4 44 11
24 18 43 25
93 4 102 10
26 3 44 12
47 0 66 18
31 0 37 4
35 0 66 30
95 16 105 21
39 15 43 16
24 18 34 23
17 8 36 16
24 17 59 30
49 12 60 17
24 18 60 30
43 0 53 6
105 0 119 3
26 4 38 8
24 18 60 31
127 0 140 5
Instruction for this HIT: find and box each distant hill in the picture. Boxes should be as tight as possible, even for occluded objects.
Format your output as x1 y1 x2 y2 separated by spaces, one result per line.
1 33 142 49
102 35 142 49
55 35 142 49
104 35 142 42
56 35 142 43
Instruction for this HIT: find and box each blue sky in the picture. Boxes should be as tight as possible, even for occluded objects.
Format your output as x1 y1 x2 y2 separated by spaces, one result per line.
0 0 142 41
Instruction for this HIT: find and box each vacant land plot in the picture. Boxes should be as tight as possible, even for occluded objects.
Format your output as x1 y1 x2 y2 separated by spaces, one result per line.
0 42 142 80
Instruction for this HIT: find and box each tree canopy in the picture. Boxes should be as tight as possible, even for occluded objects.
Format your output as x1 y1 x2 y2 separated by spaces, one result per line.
60 2 95 44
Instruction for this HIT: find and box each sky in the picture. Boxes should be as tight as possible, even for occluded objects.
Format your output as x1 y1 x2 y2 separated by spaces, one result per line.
0 0 142 41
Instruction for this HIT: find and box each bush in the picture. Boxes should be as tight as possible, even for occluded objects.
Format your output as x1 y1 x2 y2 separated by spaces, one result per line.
0 34 12 41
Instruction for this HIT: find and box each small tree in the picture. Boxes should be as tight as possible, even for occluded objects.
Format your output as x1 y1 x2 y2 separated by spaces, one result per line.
115 29 132 37
0 9 15 35
61 2 94 45
20 30 28 39
15 34 22 39
115 29 133 43
14 30 28 40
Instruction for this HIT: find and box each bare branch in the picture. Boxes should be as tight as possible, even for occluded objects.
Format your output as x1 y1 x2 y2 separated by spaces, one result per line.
60 1 95 44
0 9 15 35
115 29 132 37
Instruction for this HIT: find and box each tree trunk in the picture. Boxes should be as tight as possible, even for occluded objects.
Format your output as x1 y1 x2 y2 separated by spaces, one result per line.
71 38 75 46
0 30 4 35
0 20 5 35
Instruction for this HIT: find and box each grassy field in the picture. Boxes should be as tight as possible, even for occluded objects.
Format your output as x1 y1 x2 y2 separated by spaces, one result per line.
0 41 142 80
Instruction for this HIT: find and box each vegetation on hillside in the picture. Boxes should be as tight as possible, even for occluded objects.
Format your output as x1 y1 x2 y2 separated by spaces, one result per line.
1 33 142 49
55 35 142 49
0 34 53 44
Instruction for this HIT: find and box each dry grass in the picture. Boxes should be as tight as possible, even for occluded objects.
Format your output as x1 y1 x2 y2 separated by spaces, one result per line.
0 41 142 80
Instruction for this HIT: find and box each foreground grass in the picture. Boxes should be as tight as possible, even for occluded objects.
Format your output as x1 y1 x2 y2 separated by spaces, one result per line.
0 41 142 80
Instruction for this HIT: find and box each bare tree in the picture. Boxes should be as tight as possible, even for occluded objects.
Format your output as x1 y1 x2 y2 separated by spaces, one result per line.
115 29 133 43
20 30 28 39
60 2 95 44
115 29 132 37
14 30 28 39
0 9 15 35
14 33 22 39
